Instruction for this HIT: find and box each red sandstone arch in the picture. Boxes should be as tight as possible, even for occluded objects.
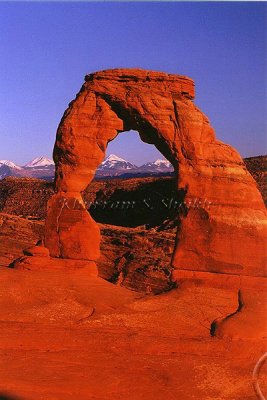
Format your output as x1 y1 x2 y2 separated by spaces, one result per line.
45 68 266 279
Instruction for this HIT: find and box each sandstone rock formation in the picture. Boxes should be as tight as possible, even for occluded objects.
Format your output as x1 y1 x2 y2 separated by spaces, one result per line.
1 213 175 295
45 68 266 278
1 70 267 398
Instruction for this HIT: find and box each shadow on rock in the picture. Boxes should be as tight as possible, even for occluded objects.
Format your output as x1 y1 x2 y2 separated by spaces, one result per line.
0 393 24 400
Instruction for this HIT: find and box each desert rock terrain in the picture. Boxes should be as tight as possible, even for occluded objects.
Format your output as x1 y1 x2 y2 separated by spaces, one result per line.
0 164 266 398
0 212 266 399
0 68 266 399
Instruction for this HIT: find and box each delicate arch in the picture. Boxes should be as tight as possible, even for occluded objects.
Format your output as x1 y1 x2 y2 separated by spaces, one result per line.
45 69 266 277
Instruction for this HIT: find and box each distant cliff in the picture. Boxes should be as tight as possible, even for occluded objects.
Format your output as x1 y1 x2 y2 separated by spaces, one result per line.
243 155 266 203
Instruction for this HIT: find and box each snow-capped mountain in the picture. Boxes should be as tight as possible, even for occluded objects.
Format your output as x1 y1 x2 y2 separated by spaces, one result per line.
24 157 54 168
0 160 22 170
0 164 24 180
23 157 55 179
95 155 173 177
138 159 173 172
0 154 173 180
97 154 137 176
99 154 137 170
153 159 172 168
0 160 24 179
0 156 55 180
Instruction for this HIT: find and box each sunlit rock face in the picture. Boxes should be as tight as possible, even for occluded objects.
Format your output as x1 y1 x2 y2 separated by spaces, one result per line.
45 68 266 277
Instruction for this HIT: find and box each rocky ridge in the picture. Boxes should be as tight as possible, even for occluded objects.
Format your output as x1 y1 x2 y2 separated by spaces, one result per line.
244 155 267 204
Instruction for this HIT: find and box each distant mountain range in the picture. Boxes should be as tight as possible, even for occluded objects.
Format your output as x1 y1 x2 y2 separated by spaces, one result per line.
0 154 174 180
96 154 173 177
0 157 55 180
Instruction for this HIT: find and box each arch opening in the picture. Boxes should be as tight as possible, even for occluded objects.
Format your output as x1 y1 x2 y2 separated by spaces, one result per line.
90 130 183 229
83 129 183 293
99 93 179 171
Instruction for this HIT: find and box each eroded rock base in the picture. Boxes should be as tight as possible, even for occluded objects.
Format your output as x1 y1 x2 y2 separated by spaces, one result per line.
1 213 266 398
0 265 266 400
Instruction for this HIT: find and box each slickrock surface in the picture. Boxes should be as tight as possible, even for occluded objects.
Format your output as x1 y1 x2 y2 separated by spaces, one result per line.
0 207 266 400
0 214 266 399
0 264 266 400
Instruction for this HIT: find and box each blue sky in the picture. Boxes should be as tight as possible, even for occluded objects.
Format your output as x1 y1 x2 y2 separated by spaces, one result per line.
0 2 266 165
